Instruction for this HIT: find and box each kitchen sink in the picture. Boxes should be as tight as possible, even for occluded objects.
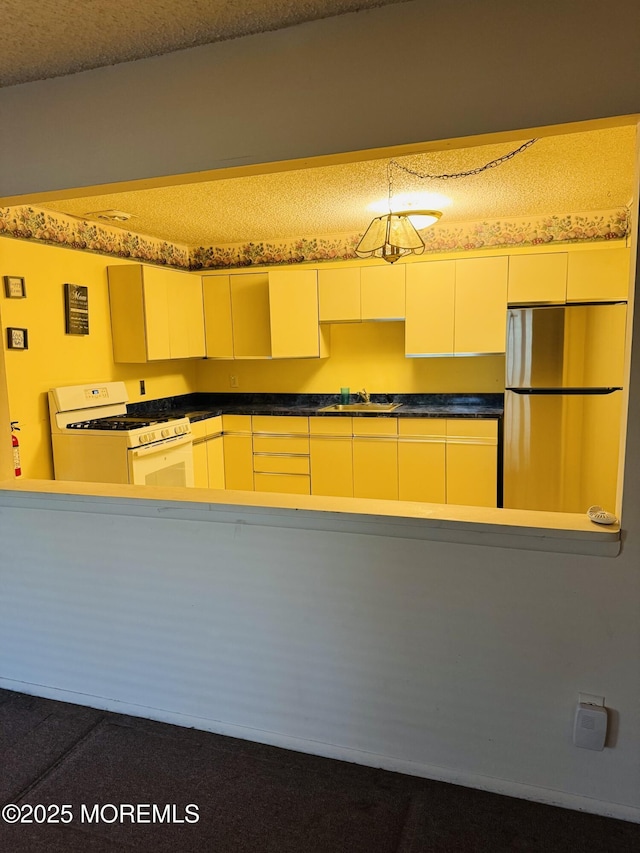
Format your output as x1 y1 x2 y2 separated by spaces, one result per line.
318 403 402 413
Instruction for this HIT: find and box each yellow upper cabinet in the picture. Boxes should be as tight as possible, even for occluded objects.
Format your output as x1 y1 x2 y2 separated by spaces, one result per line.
202 275 234 358
108 264 204 363
566 248 630 302
204 269 326 359
405 261 455 356
318 268 361 322
203 272 272 359
231 273 272 358
508 253 568 304
269 268 326 358
360 264 406 320
454 256 508 355
170 272 205 359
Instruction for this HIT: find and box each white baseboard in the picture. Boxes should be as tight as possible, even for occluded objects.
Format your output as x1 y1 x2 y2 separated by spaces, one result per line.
3 677 639 825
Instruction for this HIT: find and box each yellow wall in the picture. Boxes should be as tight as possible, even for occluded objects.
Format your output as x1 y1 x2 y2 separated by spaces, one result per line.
196 321 504 393
0 239 197 478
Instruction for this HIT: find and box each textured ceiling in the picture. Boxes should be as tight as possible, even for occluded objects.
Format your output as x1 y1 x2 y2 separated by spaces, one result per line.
0 0 410 87
41 126 636 246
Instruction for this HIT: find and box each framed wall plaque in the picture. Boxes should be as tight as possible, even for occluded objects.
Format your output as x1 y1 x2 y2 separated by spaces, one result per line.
64 283 89 335
4 276 26 298
7 327 29 350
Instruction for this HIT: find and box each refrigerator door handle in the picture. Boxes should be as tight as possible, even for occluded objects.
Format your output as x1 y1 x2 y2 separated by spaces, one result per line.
507 388 622 395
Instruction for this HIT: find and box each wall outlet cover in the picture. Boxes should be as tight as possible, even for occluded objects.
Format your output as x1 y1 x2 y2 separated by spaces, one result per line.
573 702 608 750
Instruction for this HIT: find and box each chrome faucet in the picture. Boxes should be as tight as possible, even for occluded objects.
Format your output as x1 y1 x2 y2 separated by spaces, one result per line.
357 388 370 403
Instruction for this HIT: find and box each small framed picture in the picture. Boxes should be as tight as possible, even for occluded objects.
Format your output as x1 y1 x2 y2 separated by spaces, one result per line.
6 327 29 350
3 276 27 299
64 283 89 335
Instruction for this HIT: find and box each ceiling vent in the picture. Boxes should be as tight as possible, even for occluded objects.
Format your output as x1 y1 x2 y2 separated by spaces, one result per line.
84 209 134 225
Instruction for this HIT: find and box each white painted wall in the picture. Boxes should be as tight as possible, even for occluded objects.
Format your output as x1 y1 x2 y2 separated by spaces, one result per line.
1 0 640 821
1 0 639 197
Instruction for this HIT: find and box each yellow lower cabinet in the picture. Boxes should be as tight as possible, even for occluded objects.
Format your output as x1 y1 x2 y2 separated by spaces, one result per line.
223 435 253 490
251 416 311 495
192 440 209 488
397 419 446 503
253 454 309 474
254 473 311 494
445 419 498 507
309 417 354 497
352 418 398 500
206 436 225 489
252 415 309 434
222 416 253 491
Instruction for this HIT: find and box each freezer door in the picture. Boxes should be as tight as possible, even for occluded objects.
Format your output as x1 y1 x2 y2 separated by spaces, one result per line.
503 390 622 513
506 304 626 389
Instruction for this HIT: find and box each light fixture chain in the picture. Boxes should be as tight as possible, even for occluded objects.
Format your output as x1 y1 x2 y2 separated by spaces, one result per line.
390 138 538 181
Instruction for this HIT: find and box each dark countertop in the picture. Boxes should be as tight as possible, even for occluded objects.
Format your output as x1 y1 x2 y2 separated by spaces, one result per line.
128 393 504 421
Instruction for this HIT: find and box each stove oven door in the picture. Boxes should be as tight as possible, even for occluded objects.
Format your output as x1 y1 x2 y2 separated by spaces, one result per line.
127 436 194 487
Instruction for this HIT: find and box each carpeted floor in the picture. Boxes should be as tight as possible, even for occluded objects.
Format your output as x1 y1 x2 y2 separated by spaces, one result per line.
1 689 638 852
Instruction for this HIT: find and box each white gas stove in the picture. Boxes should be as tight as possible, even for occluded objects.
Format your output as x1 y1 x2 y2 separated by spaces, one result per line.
49 382 194 486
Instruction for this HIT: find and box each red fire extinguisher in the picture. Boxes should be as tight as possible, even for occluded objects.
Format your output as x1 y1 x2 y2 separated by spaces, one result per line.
11 421 21 477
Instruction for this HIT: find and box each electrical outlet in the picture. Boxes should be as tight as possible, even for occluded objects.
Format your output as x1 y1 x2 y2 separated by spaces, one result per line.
139 380 146 395
229 374 239 388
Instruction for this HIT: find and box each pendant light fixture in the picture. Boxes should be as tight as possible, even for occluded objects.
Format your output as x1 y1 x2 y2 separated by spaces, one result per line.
355 163 441 264
356 140 539 264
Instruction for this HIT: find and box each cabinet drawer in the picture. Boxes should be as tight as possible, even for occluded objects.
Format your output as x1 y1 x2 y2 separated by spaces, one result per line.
253 454 310 475
398 418 447 439
253 435 310 454
352 417 398 437
222 414 252 433
309 416 353 436
190 420 209 441
190 416 223 441
254 473 311 495
446 419 497 442
252 415 309 434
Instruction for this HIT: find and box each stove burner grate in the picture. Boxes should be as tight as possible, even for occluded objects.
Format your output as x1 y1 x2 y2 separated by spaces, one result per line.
67 416 171 431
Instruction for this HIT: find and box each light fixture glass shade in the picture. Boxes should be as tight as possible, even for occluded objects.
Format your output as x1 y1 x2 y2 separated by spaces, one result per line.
355 211 441 264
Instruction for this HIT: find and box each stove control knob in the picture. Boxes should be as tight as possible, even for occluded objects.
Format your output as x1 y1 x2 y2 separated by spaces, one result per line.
138 435 145 444
161 428 170 438
174 426 182 434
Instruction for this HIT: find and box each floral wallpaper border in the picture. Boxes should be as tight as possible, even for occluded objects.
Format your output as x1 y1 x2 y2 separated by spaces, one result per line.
190 208 631 269
0 204 630 271
0 205 190 269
